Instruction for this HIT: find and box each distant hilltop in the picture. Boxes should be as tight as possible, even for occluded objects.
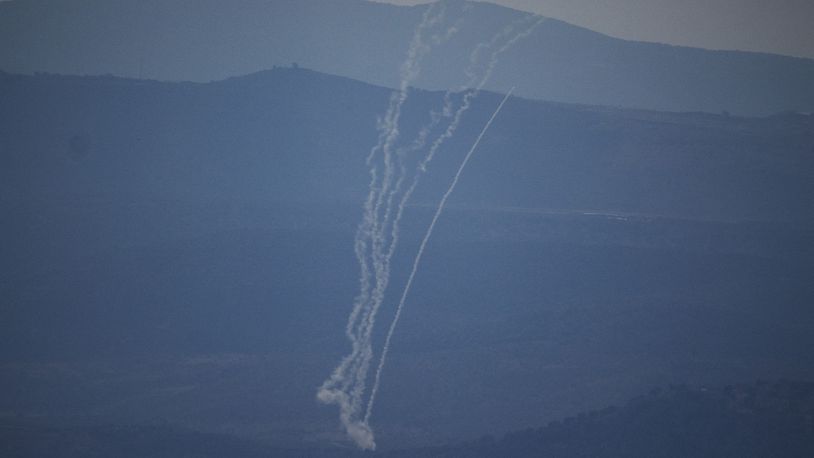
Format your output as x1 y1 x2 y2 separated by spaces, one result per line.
1 0 813 115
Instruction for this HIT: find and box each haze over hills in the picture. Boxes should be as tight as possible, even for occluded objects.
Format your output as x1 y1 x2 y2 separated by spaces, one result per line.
4 382 814 457
1 0 814 115
3 68 813 223
2 68 813 449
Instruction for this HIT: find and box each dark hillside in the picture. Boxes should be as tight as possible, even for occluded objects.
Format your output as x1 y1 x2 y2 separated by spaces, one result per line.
3 382 813 457
1 69 812 447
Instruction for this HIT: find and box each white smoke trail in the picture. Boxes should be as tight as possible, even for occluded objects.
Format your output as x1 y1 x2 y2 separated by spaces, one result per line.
383 12 546 264
340 4 473 425
364 88 515 424
361 15 545 422
317 3 450 450
318 2 545 448
342 1 465 421
378 11 545 297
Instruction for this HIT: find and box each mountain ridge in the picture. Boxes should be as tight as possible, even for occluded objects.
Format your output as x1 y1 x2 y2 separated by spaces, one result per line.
2 68 813 447
2 66 813 223
2 0 813 115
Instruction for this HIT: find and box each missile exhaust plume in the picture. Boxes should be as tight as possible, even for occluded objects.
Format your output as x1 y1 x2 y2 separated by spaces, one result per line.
365 88 515 423
380 12 546 264
359 15 543 425
359 17 545 423
317 2 544 449
317 3 448 450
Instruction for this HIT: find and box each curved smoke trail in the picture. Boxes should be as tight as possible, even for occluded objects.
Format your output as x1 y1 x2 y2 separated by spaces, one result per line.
317 2 545 449
365 88 515 424
364 14 544 424
317 3 450 450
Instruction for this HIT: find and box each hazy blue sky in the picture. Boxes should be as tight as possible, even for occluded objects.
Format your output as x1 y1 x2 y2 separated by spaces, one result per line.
375 0 814 59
